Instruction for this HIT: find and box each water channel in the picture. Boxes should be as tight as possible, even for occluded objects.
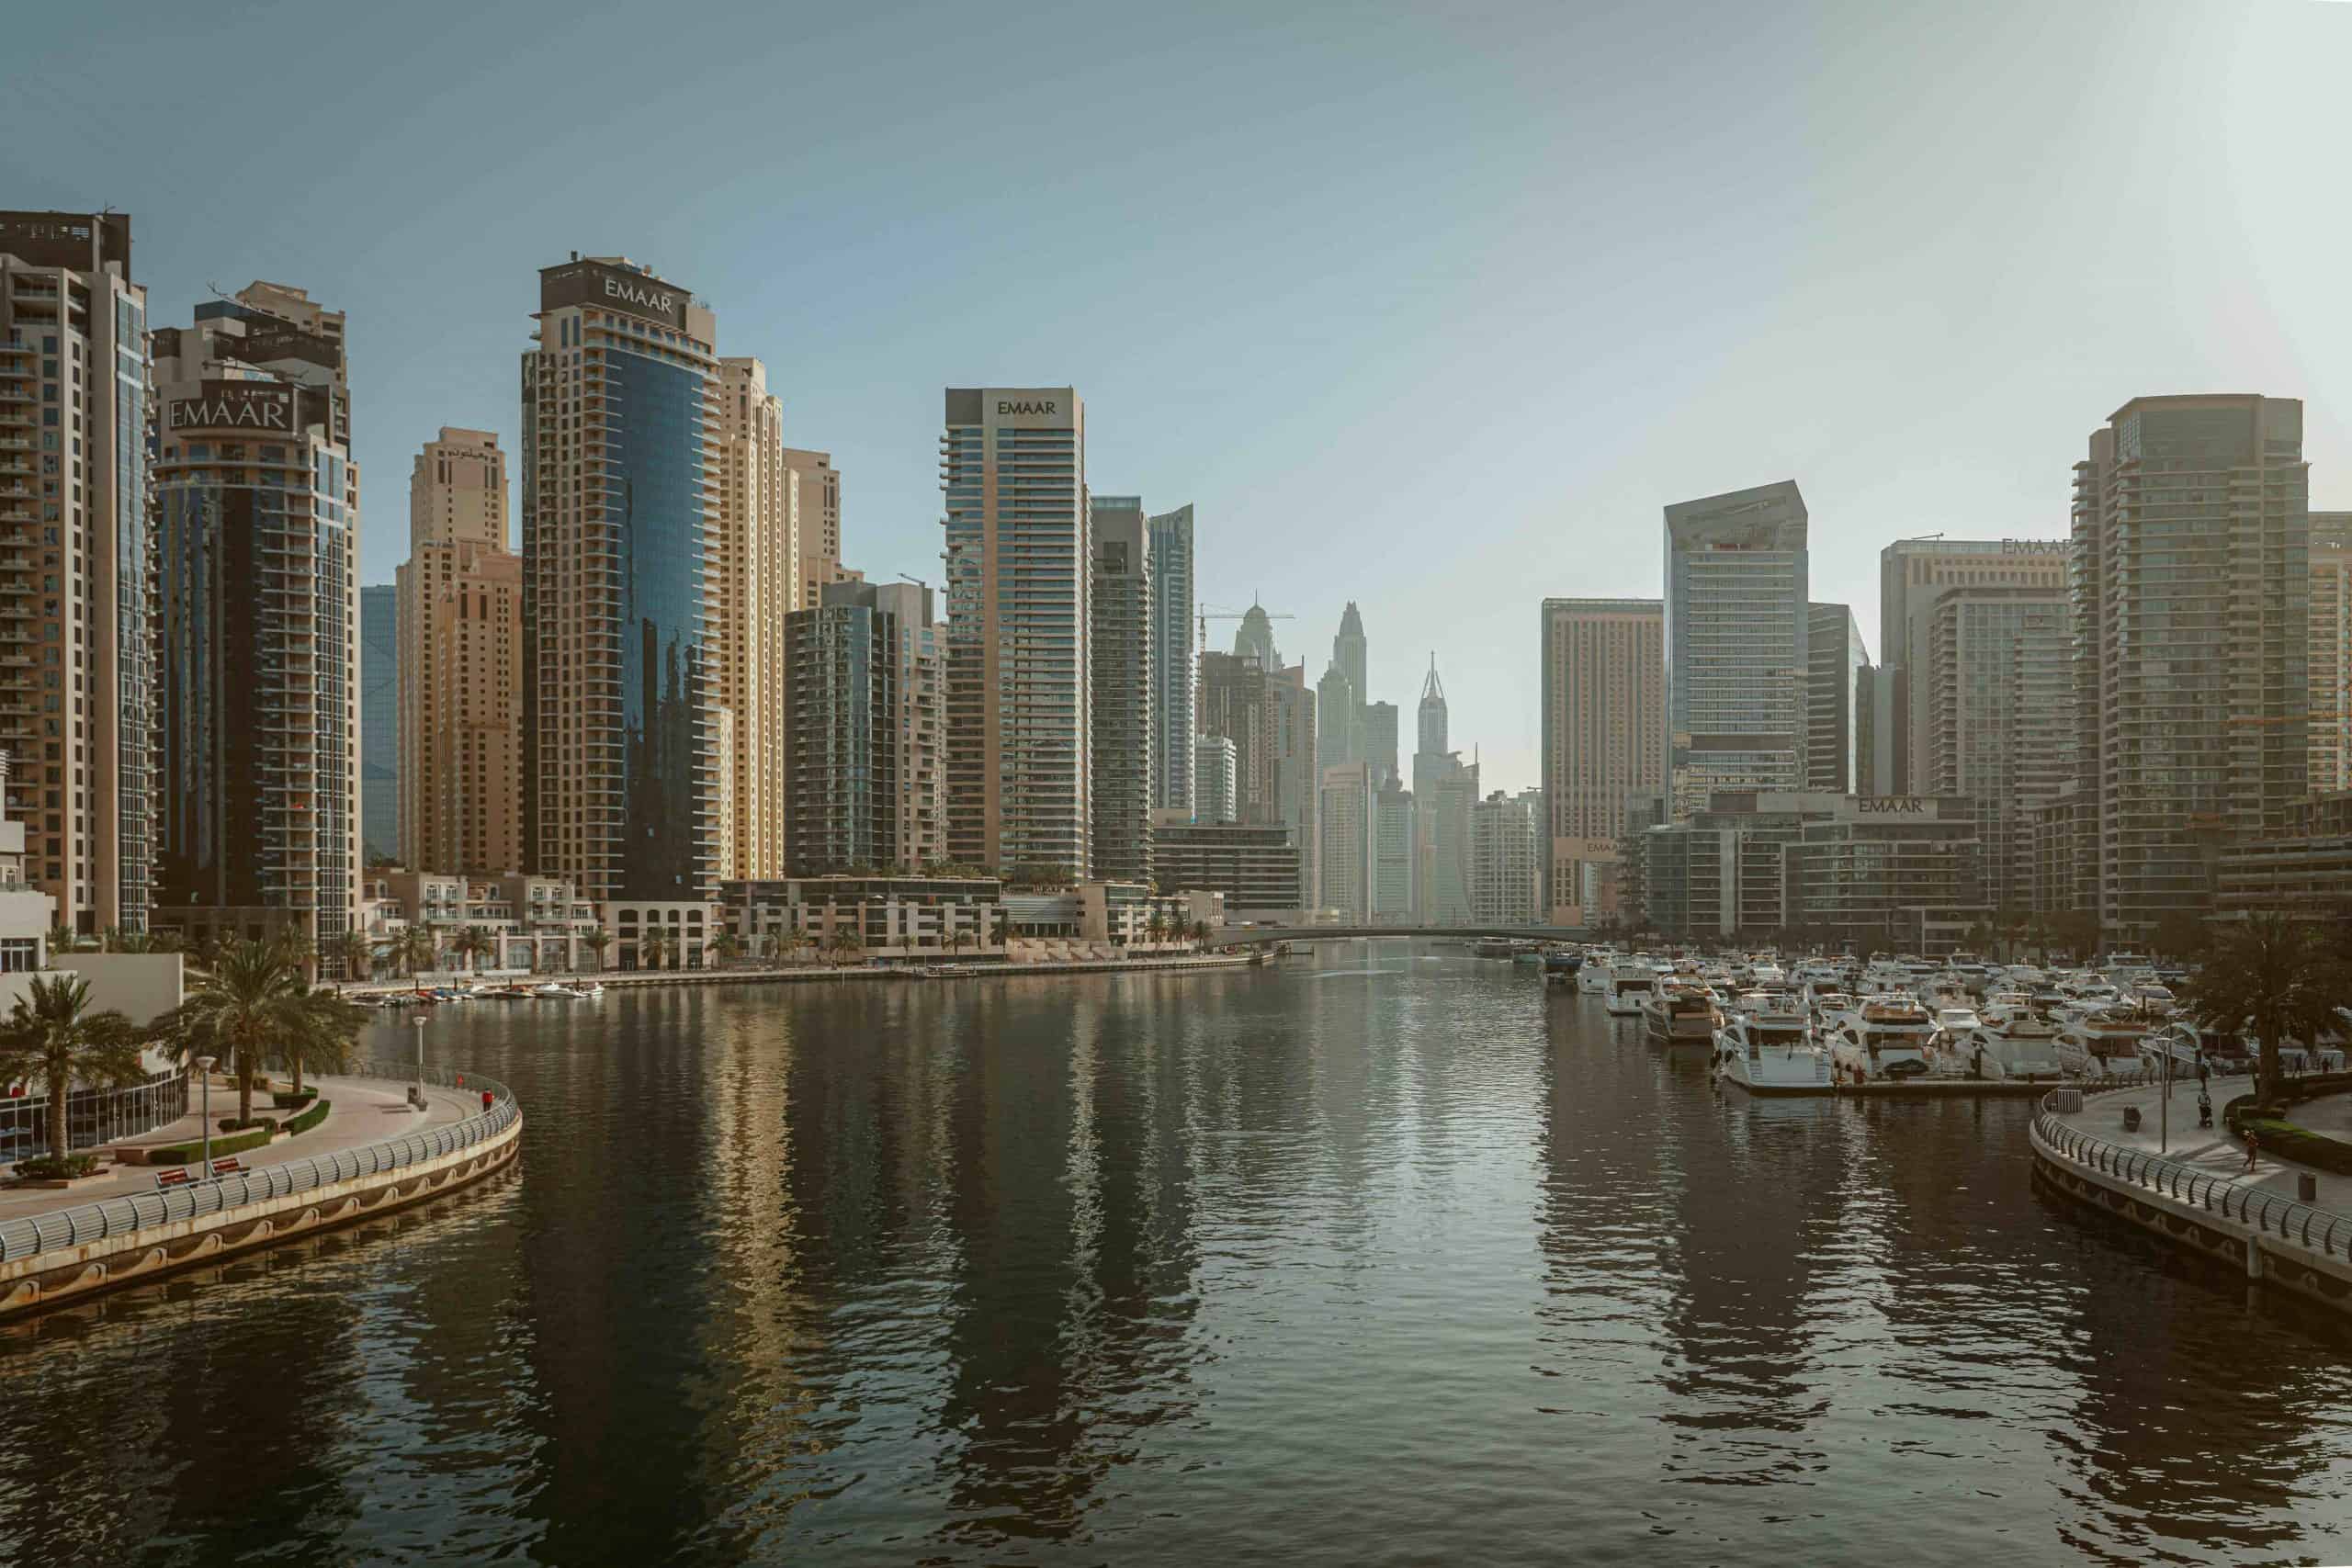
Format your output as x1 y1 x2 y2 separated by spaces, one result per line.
5 943 2350 1565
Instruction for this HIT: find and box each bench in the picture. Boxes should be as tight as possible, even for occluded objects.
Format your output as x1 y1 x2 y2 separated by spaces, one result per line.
209 1157 247 1179
155 1168 193 1191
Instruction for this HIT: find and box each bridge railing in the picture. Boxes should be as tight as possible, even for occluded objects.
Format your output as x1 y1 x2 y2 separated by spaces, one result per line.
2033 1086 2352 1260
0 1063 518 1268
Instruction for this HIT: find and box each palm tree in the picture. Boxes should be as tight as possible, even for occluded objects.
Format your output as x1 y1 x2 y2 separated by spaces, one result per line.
1192 919 1211 951
393 924 435 978
324 929 374 982
640 931 671 972
152 939 310 1129
2181 913 2346 1108
711 931 744 967
1144 909 1168 952
829 923 863 964
275 988 367 1097
582 927 612 972
273 929 320 987
0 975 146 1163
455 924 492 975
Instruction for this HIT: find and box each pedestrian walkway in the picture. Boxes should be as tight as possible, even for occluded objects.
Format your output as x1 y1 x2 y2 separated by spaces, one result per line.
0 1074 479 1227
2053 1073 2352 1212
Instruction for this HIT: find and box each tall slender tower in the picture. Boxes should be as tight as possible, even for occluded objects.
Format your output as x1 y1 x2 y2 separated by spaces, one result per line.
941 388 1089 875
1539 598 1663 927
0 212 156 935
789 447 844 610
1146 503 1195 815
523 256 718 905
1663 481 1808 817
1417 655 1447 756
397 427 518 876
2312 513 2352 795
1090 495 1152 885
153 281 359 942
2073 395 2307 937
709 357 795 880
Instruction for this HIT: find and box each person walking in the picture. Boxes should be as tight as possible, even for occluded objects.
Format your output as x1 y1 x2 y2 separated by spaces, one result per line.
2244 1127 2260 1173
2198 1089 2213 1130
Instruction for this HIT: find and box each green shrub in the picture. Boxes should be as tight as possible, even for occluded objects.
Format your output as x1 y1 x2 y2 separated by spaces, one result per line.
218 1116 277 1134
12 1154 98 1180
284 1099 330 1136
145 1123 273 1166
270 1090 317 1111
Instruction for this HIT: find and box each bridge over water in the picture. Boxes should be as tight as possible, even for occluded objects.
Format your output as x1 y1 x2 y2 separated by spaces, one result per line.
1213 926 1587 947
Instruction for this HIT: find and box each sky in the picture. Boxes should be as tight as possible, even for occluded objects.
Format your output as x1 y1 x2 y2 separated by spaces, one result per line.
12 0 2352 789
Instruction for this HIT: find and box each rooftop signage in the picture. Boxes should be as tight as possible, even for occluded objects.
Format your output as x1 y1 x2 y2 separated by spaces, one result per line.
2000 538 2067 555
166 381 300 434
540 259 689 331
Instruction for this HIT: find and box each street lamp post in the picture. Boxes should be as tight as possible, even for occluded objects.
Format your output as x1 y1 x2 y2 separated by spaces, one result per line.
411 1013 427 1108
194 1055 216 1177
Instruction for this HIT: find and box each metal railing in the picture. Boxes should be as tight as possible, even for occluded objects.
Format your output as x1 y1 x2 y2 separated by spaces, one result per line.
0 1062 518 1267
0 1068 189 1158
2034 1087 2352 1260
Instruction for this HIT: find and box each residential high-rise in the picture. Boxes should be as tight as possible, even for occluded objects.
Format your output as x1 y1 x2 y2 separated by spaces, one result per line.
522 255 718 905
1199 649 1315 887
1538 598 1664 928
1922 584 2069 912
789 447 846 611
1417 653 1447 756
1469 789 1541 926
1090 495 1152 886
1147 503 1195 815
1856 663 1906 797
782 580 942 874
1233 601 1281 671
1804 603 1868 794
1363 701 1398 785
1878 536 2066 791
2073 395 2309 937
1316 661 1356 773
1372 776 1416 922
153 281 359 943
1419 754 1478 925
0 212 155 936
1193 734 1237 825
710 358 796 880
941 388 1089 875
397 427 520 877
360 584 399 863
2312 513 2351 795
1317 760 1374 919
1333 603 1367 718
1663 481 1808 817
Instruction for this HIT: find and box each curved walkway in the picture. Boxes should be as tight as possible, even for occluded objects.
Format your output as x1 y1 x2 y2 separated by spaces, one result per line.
0 1074 479 1229
2052 1073 2348 1207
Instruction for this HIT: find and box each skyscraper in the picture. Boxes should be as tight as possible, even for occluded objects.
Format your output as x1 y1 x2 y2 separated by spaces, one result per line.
397 427 519 877
1805 603 1867 794
153 281 359 943
1469 789 1541 925
1923 584 2069 911
522 255 718 905
1372 775 1416 922
1317 760 1374 919
1333 602 1367 718
2073 394 2309 937
1233 601 1281 671
1147 503 1195 816
1362 701 1398 785
1417 654 1446 756
941 388 1089 874
782 580 942 874
788 447 847 611
360 584 399 863
1411 657 1474 923
1090 495 1152 885
0 212 155 936
709 357 795 879
1193 734 1237 825
1878 537 2066 793
1663 481 1808 817
1538 598 1663 927
1316 661 1355 773
2312 513 2351 795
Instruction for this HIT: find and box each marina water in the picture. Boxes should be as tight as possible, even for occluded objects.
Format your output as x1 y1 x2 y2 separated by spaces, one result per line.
4 942 2349 1565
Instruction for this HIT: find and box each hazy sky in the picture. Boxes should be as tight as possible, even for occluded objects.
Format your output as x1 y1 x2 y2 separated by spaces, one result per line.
12 0 2350 788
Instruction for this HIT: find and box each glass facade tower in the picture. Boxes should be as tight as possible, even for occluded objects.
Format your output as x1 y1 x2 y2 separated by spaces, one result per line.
1663 480 1808 818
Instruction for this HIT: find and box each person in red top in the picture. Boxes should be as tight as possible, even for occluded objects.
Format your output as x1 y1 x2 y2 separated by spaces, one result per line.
481 1089 494 1112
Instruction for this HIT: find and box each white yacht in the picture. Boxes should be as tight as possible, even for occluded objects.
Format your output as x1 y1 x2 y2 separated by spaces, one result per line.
1603 958 1657 1016
2052 1009 2150 1077
1964 1016 2065 1081
1577 952 1617 994
1643 979 1720 1043
1715 993 1830 1095
1827 995 1937 1082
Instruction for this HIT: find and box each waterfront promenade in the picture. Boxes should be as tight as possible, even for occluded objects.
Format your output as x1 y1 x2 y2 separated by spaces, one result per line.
2051 1073 2352 1209
0 1074 480 1230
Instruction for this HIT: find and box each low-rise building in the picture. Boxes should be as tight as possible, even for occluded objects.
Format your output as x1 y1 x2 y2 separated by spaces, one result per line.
2215 791 2352 922
364 870 603 973
1153 822 1304 922
721 875 1003 962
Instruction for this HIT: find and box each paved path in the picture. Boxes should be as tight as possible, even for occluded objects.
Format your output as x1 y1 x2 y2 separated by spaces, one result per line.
2053 1073 2351 1210
0 1075 479 1226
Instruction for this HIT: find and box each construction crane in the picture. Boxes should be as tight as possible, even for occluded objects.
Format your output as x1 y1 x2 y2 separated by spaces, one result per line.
1197 598 1295 649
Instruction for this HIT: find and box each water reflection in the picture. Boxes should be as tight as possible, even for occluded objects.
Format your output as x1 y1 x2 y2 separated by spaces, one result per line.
3 947 2351 1566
